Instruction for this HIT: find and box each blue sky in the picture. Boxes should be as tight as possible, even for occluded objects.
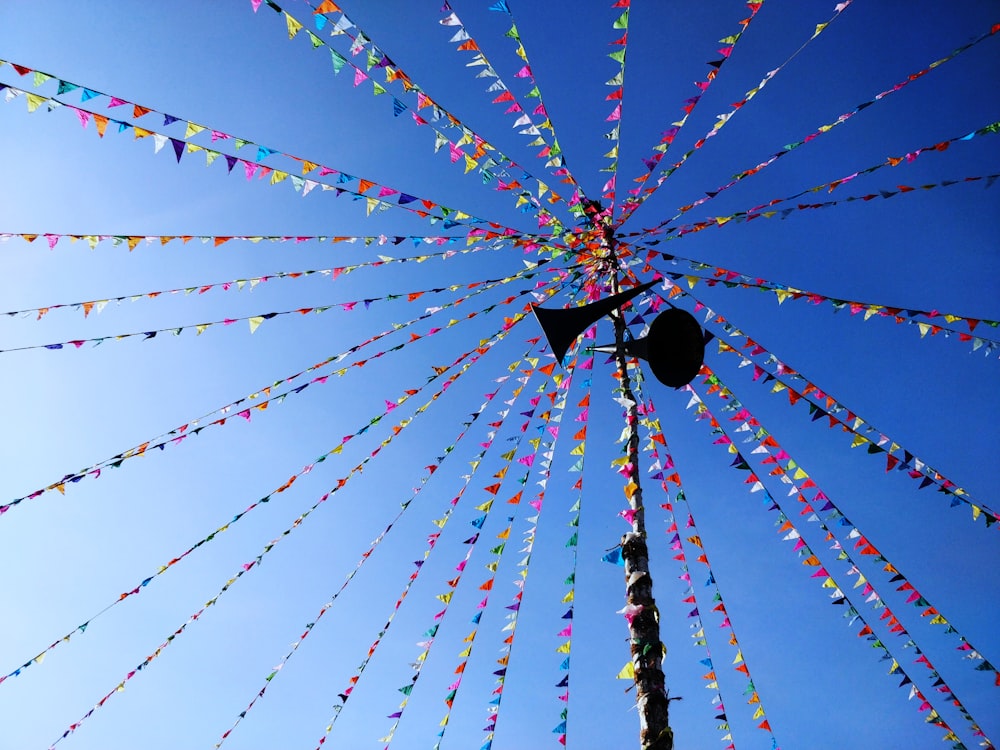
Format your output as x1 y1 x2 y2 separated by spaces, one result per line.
0 2 998 749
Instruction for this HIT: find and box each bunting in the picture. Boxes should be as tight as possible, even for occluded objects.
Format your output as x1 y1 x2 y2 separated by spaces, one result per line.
616 1 852 225
478 348 576 750
598 0 630 206
381 369 565 748
431 372 563 748
214 360 532 746
0 268 555 353
686 367 998 688
550 329 594 745
42 320 507 747
1 267 573 516
649 278 998 525
629 169 1000 248
1 4 994 748
250 0 571 236
645 252 999 355
0 70 547 238
664 172 1000 236
437 3 588 212
44 314 529 748
5 312 551 694
710 335 998 523
631 374 780 747
2 264 534 323
686 377 992 748
0 231 515 253
487 0 590 216
616 0 764 224
630 22 1000 238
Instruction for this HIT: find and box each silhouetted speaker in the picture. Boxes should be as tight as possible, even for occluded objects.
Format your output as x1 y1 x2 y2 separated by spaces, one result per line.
599 307 706 388
531 280 657 364
531 279 705 388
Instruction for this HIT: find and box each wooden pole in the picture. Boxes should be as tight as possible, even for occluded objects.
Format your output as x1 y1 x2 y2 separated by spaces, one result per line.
607 231 673 750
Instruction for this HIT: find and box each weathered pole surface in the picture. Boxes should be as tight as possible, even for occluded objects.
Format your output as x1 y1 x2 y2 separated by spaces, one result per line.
606 231 673 750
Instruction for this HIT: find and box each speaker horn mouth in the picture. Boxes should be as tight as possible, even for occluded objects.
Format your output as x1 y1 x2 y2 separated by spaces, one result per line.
531 279 658 363
532 281 705 386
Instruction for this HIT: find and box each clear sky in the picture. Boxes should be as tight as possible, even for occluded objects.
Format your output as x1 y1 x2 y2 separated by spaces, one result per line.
0 2 998 749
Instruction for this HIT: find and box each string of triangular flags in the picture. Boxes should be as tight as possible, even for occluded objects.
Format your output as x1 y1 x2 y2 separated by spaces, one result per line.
2 262 531 322
434 365 554 750
305 0 567 226
615 0 764 224
486 0 590 206
0 66 543 236
630 18 999 236
632 169 999 240
686 372 992 748
619 0 853 225
561 228 647 282
5 312 545 693
379 358 568 749
252 0 570 236
0 231 511 253
437 1 590 214
579 0 630 206
632 375 780 747
426 358 553 750
550 328 595 746
217 344 542 748
324 356 541 746
1 267 571 516
641 161 999 240
379 519 499 749
649 277 998 525
709 333 999 524
693 367 997 687
595 0 630 205
477 351 576 750
645 252 999 353
686 381 971 743
0 261 561 353
43 297 529 749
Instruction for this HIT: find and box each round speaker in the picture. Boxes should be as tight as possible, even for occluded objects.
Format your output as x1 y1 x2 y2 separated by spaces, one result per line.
644 308 705 388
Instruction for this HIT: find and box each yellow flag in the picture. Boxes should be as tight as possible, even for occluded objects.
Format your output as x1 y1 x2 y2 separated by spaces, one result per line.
25 93 45 112
285 12 303 39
